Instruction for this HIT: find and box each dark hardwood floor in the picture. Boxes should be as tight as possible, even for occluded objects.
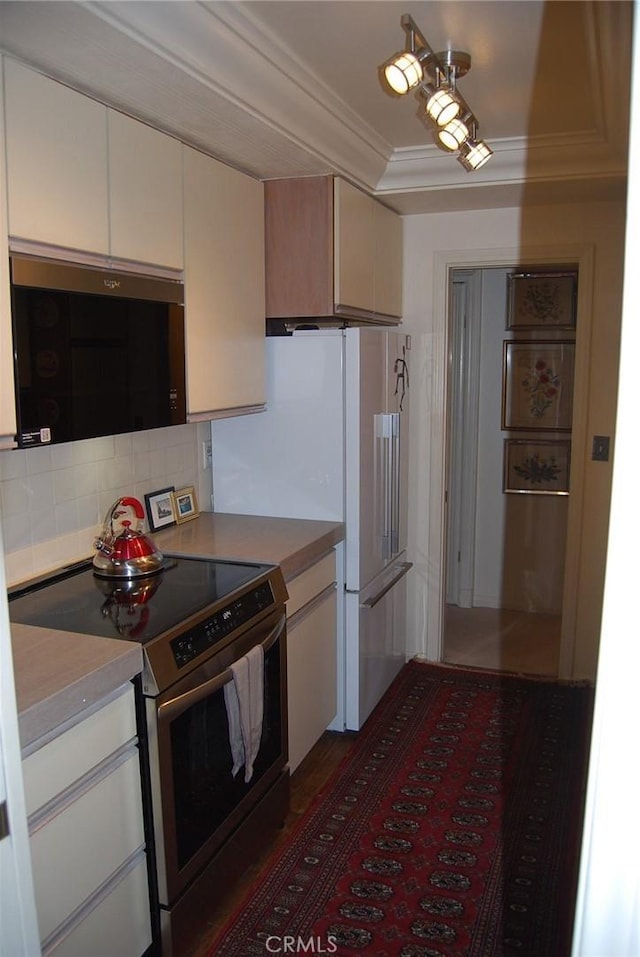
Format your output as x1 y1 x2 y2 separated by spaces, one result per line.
186 731 356 957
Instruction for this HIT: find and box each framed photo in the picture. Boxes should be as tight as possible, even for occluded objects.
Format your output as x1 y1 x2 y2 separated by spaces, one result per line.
172 486 199 524
144 486 176 531
507 270 577 329
502 340 575 431
504 439 571 495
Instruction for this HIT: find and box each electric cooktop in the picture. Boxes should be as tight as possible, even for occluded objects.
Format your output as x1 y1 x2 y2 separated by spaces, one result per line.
8 555 274 646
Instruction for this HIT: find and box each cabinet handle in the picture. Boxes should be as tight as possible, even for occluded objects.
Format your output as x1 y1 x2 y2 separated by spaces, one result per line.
287 582 336 630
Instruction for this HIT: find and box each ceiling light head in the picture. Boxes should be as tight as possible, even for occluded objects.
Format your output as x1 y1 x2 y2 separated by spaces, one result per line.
423 86 461 127
382 49 429 95
458 138 493 171
437 117 470 151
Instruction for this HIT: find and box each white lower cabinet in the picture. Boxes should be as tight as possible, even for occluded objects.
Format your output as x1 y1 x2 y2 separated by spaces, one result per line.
286 552 338 773
22 684 152 957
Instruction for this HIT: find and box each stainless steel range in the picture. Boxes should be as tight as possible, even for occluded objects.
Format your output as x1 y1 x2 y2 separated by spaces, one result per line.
9 554 290 956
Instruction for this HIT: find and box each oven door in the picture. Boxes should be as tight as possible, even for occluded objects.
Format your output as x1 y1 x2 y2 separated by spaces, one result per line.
147 607 287 906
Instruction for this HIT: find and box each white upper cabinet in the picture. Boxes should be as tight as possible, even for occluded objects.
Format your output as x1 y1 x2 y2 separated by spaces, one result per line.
183 146 266 418
374 200 403 320
4 58 110 254
3 59 183 269
333 177 375 316
108 110 183 269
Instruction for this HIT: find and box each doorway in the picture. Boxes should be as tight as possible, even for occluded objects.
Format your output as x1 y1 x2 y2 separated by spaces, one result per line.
442 266 574 676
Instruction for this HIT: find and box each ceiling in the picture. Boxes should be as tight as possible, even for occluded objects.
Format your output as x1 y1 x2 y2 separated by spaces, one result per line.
0 1 633 214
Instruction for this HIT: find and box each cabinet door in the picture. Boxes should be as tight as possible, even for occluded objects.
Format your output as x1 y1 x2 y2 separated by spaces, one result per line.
0 61 16 446
4 60 109 253
108 110 183 268
334 178 375 315
374 202 403 319
287 566 337 774
183 146 265 417
264 176 334 319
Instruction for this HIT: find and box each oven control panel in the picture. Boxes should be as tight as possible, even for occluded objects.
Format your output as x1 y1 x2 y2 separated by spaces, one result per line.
171 581 275 668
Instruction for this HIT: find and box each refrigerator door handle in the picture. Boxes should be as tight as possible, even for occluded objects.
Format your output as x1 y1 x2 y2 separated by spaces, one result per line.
391 412 400 557
377 412 394 561
361 562 413 609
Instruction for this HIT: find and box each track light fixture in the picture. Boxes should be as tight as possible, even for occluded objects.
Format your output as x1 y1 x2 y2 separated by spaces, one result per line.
380 14 493 171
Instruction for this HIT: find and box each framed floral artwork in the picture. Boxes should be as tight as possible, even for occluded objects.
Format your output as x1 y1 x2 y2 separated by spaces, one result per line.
502 340 575 431
507 270 577 329
504 439 571 495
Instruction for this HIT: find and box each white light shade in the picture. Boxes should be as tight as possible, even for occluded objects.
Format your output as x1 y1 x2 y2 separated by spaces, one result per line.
425 88 460 127
438 117 469 151
458 139 493 170
383 51 424 94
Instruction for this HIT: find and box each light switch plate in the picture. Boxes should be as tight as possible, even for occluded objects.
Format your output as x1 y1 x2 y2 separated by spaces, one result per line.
592 435 610 461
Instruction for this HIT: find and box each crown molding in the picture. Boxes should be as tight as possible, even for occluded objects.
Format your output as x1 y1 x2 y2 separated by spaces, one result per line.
87 0 393 187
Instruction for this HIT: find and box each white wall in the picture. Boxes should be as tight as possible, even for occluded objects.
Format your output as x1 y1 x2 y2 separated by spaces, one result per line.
402 199 625 678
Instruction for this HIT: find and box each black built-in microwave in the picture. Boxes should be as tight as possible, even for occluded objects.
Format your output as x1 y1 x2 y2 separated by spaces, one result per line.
9 254 187 448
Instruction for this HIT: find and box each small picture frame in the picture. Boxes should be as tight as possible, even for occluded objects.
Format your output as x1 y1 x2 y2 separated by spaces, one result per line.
172 486 199 524
504 439 571 495
507 269 577 330
502 340 575 431
144 486 176 532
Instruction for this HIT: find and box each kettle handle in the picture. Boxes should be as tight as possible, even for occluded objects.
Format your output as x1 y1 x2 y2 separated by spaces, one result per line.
119 496 145 520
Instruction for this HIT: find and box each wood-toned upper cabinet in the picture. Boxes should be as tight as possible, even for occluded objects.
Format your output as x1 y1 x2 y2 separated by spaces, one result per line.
265 175 402 324
183 146 266 418
108 110 183 269
4 59 109 254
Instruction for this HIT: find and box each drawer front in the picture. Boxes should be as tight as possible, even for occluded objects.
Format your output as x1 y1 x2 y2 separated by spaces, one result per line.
45 856 151 957
286 551 336 618
30 750 145 943
23 685 136 816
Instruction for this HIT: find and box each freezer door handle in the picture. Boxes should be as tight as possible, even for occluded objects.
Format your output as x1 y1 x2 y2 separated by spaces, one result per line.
361 561 413 609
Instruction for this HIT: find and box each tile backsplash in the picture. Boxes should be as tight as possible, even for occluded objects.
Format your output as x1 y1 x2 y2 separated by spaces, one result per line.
0 422 211 585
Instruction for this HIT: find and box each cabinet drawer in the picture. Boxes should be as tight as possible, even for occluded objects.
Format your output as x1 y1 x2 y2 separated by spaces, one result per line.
23 685 137 816
286 551 336 618
30 749 145 943
46 855 151 957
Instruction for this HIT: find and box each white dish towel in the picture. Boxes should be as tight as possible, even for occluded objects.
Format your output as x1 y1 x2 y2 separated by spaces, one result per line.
223 643 265 783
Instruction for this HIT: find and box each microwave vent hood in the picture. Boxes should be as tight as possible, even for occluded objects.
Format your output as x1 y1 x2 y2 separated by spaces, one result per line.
10 252 187 449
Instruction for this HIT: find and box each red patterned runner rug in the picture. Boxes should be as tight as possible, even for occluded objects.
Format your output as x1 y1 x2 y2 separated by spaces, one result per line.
209 660 593 957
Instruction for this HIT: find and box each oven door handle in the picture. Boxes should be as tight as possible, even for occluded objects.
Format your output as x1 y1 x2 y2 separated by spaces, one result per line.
157 612 286 723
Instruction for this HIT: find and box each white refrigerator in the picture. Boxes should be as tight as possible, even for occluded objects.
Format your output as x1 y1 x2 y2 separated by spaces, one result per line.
211 327 412 730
